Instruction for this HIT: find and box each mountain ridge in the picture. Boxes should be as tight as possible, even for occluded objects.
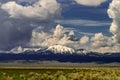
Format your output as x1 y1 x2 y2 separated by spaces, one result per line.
0 45 120 63
1 45 120 56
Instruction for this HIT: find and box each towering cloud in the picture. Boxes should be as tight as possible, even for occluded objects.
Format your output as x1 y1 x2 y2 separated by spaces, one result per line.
80 36 89 44
108 0 120 44
30 24 79 48
75 0 107 6
53 24 64 38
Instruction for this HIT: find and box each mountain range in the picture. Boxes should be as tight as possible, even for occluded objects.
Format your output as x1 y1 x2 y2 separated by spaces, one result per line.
0 45 120 63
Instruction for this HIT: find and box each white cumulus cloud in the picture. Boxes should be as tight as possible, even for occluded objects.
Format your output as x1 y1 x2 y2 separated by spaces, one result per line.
1 0 61 21
80 36 89 44
91 33 112 47
75 0 107 6
107 0 120 43
30 24 80 49
94 45 120 53
53 24 64 38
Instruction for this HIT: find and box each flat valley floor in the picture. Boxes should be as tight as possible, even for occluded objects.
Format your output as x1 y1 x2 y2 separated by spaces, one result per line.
0 61 120 80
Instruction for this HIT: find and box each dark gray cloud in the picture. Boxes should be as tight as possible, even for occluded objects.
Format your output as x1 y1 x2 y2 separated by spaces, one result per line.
0 0 61 50
0 15 34 50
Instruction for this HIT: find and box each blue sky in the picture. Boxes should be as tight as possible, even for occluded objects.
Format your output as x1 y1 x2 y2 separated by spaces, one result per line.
56 0 112 37
59 0 110 20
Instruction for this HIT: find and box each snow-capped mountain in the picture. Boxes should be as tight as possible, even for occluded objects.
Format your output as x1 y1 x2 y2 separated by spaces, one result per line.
46 45 91 55
9 45 92 55
4 45 120 57
76 49 90 54
0 45 120 62
47 45 75 54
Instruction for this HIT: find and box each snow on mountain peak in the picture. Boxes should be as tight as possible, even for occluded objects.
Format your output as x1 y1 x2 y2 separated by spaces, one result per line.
47 45 75 54
76 49 90 54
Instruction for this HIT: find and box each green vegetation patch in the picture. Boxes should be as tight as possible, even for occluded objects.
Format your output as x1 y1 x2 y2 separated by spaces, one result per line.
0 68 120 80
